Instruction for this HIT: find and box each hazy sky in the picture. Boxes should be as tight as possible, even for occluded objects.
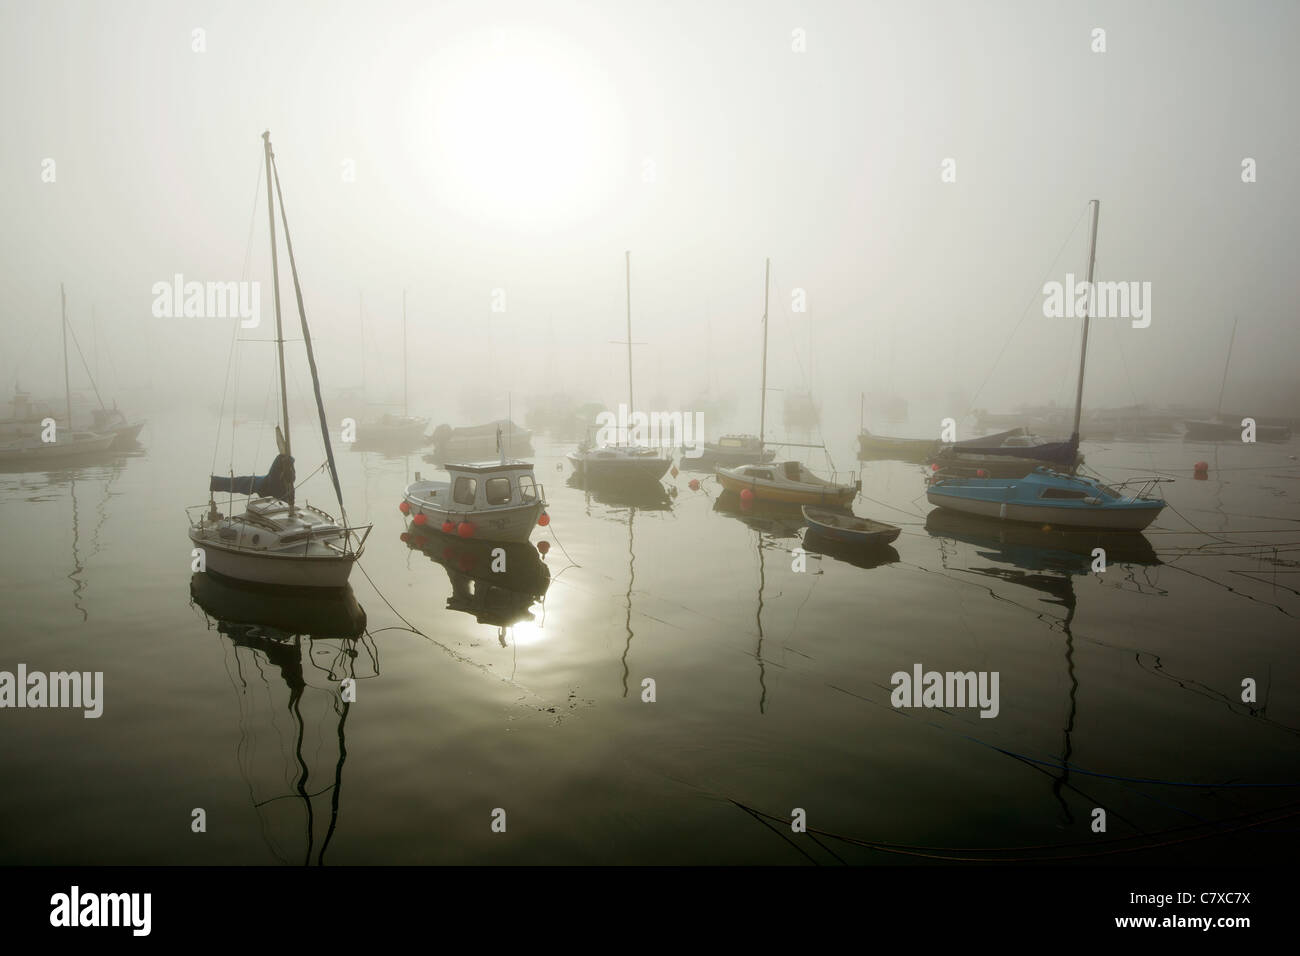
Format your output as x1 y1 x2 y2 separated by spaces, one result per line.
3 0 1297 436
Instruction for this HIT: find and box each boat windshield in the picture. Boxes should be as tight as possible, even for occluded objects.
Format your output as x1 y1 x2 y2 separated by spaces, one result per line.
485 476 512 505
519 474 537 501
453 476 477 505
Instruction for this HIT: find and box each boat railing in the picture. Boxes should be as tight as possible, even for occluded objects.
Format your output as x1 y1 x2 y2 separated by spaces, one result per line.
1106 475 1175 500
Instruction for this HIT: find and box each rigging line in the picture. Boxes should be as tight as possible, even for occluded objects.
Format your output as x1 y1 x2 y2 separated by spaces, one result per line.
966 204 1090 414
215 157 264 477
62 316 105 410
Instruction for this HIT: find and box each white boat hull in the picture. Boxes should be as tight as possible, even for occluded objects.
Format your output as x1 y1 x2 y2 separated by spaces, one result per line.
403 499 542 543
189 530 357 588
567 450 671 482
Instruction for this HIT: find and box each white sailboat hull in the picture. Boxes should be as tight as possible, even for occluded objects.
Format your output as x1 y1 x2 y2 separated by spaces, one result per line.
188 498 363 588
567 449 671 481
189 529 357 588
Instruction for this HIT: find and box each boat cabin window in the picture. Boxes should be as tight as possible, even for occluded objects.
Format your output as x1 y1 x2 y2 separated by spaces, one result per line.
453 476 478 505
518 474 537 501
748 469 774 481
783 462 802 481
485 477 512 506
1040 487 1088 500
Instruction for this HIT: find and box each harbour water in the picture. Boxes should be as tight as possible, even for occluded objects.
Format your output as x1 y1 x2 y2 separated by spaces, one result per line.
1 412 1297 864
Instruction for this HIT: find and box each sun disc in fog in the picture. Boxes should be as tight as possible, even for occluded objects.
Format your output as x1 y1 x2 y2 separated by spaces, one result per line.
414 32 622 228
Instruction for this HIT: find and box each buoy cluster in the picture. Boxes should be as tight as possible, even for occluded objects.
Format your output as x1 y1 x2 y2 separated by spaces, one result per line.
399 499 478 538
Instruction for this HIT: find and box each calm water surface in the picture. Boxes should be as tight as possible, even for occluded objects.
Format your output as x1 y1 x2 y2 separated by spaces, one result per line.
2 410 1298 864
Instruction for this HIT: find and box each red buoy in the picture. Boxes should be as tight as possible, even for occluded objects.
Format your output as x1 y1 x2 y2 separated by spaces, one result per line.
538 512 550 526
412 513 427 526
740 488 755 503
976 469 988 478
537 540 551 555
399 500 411 514
441 520 455 534
688 478 700 491
1193 460 1209 480
931 463 940 472
457 521 475 538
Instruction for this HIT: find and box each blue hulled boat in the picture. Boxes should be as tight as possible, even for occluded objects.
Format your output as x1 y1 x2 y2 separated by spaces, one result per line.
926 468 1168 531
925 200 1171 532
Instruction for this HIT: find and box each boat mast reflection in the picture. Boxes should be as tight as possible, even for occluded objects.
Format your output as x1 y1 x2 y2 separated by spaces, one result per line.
190 573 369 865
925 510 1164 822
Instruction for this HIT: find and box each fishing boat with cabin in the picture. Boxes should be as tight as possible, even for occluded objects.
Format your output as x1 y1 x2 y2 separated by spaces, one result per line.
402 457 548 544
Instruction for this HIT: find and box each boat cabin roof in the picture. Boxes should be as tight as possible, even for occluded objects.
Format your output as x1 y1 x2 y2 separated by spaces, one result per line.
444 459 535 475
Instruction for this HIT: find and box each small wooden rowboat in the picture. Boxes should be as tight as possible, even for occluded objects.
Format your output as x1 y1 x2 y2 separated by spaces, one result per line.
801 506 900 546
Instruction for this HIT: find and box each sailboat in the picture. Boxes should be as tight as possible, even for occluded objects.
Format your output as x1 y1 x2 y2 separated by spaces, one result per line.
0 285 115 464
188 132 371 588
1183 318 1292 442
715 259 858 506
354 290 430 449
566 251 672 483
927 201 1171 531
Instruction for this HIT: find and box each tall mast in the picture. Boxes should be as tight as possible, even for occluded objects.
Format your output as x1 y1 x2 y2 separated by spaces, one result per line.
1215 316 1239 420
402 289 408 419
262 130 291 461
61 283 72 430
625 250 633 442
1069 200 1100 446
359 292 365 396
759 257 770 450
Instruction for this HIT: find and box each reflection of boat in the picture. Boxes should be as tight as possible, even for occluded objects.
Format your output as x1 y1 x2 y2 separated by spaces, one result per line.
801 527 900 569
403 459 546 543
190 572 367 638
857 428 935 463
402 529 549 628
569 472 672 512
711 490 806 537
923 507 1161 570
802 506 899 546
189 573 368 865
926 201 1169 531
187 132 371 588
717 459 858 506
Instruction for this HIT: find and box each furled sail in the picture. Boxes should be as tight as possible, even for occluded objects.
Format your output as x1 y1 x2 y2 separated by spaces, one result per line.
210 453 295 502
949 434 1080 466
